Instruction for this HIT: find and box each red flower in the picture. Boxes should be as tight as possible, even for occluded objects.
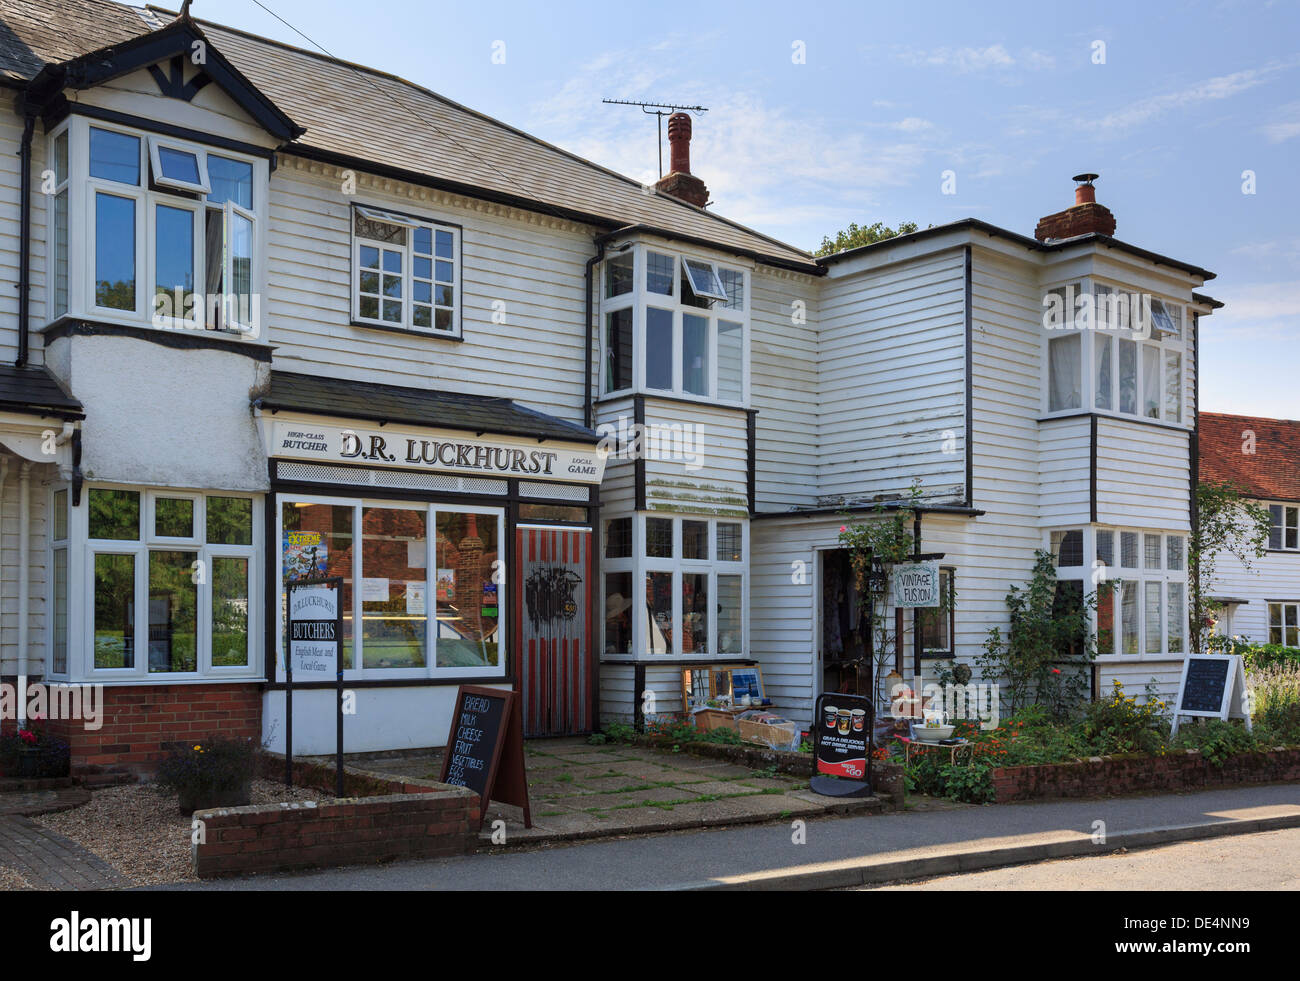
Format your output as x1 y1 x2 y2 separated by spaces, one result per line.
839 525 847 533
1051 668 1061 674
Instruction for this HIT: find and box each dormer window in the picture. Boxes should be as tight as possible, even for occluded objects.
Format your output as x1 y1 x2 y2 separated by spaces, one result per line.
55 119 264 334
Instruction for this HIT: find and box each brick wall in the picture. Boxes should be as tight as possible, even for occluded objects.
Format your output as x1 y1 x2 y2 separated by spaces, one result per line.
993 748 1300 803
47 683 261 773
192 788 479 877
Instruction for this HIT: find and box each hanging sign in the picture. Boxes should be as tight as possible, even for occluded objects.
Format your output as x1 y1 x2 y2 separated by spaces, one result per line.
268 419 606 484
810 691 874 798
893 561 940 608
440 686 532 829
1170 654 1252 735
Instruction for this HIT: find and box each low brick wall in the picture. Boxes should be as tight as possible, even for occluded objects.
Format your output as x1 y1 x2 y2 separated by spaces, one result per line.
192 786 480 878
46 683 261 773
993 747 1300 803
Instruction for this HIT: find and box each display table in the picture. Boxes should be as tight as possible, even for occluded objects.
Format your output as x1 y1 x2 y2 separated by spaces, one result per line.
897 735 973 766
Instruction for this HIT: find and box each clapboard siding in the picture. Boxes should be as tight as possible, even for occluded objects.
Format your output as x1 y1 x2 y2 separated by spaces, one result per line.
1210 546 1300 643
1038 416 1091 526
0 463 52 677
750 269 819 511
0 100 44 366
265 158 596 424
643 398 748 517
1095 417 1191 531
816 249 966 503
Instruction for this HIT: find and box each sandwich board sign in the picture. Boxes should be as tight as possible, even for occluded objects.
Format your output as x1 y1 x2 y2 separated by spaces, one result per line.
440 686 532 829
810 691 874 798
1169 654 1251 736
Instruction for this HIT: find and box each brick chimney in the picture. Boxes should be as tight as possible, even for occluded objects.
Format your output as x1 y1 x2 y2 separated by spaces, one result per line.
654 112 709 208
1034 173 1116 242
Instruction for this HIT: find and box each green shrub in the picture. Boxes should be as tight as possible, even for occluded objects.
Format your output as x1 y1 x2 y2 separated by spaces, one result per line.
1250 663 1300 744
1171 719 1260 765
1079 680 1169 756
155 738 255 798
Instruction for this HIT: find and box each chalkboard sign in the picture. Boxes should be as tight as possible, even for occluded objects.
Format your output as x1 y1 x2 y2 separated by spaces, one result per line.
810 692 874 798
1181 657 1230 714
440 686 532 828
1170 655 1252 735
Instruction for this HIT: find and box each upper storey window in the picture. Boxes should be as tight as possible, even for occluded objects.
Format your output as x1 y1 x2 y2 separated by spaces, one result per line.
351 206 460 336
601 244 748 405
53 119 263 334
1043 279 1188 426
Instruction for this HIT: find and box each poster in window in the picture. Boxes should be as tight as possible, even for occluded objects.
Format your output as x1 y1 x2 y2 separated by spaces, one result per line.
406 581 426 615
482 581 498 618
436 568 456 602
283 530 327 582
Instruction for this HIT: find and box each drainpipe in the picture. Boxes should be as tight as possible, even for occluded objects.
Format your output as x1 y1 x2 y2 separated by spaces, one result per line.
17 461 31 726
15 110 36 367
583 227 638 429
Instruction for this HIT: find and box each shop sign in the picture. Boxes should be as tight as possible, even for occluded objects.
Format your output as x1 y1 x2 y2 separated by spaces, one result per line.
287 581 340 678
269 419 606 484
810 691 874 799
893 560 940 608
440 686 532 828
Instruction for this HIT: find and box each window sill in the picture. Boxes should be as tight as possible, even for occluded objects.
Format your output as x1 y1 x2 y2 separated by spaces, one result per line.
73 675 266 686
349 319 463 342
595 391 751 413
1037 409 1191 433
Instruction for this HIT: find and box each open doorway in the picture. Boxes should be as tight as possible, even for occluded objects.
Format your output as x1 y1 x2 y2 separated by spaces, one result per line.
818 548 872 698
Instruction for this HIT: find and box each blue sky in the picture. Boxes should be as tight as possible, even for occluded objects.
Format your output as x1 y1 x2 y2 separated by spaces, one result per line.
200 0 1299 417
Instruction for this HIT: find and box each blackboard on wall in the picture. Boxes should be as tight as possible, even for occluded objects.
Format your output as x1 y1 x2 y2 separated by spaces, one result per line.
440 686 532 828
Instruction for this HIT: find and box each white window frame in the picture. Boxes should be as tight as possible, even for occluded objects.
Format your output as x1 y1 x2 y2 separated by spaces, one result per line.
350 204 461 337
1051 525 1188 662
1268 503 1300 551
1041 278 1189 427
598 243 751 406
1267 602 1299 647
275 494 506 681
64 117 265 335
147 135 212 195
71 485 262 683
606 514 747 660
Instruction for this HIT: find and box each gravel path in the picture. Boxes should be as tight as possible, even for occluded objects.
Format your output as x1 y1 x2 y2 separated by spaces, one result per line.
0 866 32 890
34 779 326 887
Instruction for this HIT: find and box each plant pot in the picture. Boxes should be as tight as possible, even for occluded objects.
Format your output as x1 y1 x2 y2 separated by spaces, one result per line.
16 747 41 778
178 782 252 815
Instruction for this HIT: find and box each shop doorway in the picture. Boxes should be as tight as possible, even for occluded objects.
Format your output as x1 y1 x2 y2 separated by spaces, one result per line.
818 548 872 699
516 525 594 736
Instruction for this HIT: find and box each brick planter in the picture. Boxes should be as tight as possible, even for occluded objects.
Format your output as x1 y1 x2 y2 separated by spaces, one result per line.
192 785 480 878
992 747 1300 803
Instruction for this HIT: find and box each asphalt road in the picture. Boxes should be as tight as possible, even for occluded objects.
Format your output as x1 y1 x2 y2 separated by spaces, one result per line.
158 783 1300 891
866 826 1300 890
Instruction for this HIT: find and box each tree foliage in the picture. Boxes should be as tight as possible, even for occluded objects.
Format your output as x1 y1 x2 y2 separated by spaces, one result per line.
814 221 923 257
1189 479 1272 653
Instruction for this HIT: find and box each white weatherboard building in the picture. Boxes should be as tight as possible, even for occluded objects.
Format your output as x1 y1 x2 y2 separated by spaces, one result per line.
0 0 1220 770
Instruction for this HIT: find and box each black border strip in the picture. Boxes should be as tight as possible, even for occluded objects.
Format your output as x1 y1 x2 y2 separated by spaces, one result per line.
964 244 974 507
49 103 278 158
633 394 646 511
44 318 275 361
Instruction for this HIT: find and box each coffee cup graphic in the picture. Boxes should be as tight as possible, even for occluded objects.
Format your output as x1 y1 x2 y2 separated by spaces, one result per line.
823 705 838 729
836 709 851 735
851 708 866 732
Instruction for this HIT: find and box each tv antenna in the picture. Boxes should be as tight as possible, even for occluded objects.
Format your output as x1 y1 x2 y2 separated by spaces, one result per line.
602 99 709 178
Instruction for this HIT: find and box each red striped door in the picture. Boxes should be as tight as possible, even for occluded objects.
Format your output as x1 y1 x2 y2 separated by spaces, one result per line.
516 526 593 736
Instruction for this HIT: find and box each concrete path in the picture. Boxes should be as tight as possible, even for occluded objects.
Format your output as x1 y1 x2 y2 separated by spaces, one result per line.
160 783 1300 891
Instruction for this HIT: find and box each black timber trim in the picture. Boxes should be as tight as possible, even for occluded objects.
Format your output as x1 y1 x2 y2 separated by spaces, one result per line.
589 481 602 728
633 394 647 511
286 145 823 275
614 390 751 415
1191 311 1200 601
26 18 303 142
633 662 646 733
1090 414 1099 523
262 489 275 684
752 503 986 520
43 318 274 361
147 55 211 102
47 102 277 158
264 676 514 691
963 244 974 508
746 408 758 515
1038 409 1193 435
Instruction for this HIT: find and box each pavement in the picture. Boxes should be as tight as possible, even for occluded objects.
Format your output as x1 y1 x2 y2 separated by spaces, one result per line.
0 785 126 891
327 736 897 845
158 783 1300 891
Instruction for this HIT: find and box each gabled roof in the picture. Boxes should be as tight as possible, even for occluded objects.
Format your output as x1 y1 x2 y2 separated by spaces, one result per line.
1199 411 1300 502
258 371 600 444
0 364 84 419
0 0 817 271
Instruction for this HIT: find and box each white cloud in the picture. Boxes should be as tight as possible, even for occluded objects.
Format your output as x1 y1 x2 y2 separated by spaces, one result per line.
896 44 1055 72
1095 62 1295 133
1262 101 1300 142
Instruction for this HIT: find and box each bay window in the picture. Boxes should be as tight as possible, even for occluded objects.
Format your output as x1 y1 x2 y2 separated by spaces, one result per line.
600 244 749 405
66 486 259 680
351 206 460 335
54 119 262 332
278 497 504 677
1042 279 1187 425
601 513 747 658
1054 525 1188 660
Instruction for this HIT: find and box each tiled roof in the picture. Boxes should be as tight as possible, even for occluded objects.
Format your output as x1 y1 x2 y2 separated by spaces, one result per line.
260 371 600 444
1199 411 1300 502
0 364 84 418
0 0 816 270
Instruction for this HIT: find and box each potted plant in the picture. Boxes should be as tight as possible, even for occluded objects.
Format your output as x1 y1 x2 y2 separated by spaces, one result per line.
0 718 70 779
155 738 256 815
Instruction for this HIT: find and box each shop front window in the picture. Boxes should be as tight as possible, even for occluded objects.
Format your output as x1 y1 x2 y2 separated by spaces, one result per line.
362 506 428 669
283 501 355 667
435 510 500 669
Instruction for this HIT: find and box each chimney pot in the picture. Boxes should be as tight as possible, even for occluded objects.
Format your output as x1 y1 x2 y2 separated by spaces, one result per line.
667 112 693 175
1035 173 1114 242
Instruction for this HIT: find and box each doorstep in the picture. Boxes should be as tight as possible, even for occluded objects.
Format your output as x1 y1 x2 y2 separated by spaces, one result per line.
334 736 897 848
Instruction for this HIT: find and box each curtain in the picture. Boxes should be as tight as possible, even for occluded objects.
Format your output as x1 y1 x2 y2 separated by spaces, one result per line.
1048 334 1081 411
